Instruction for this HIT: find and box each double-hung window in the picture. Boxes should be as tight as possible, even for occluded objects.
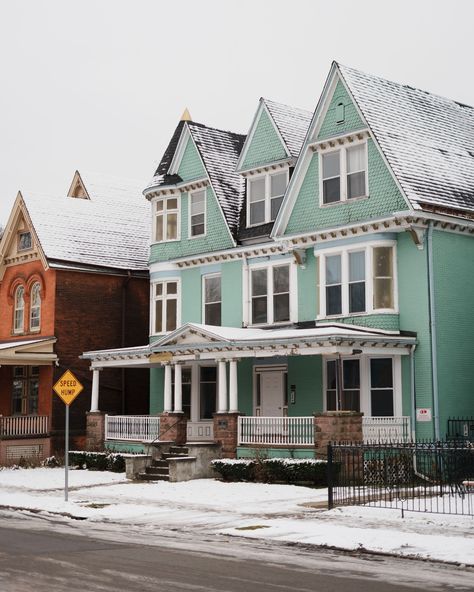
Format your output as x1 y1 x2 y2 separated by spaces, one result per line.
250 264 290 325
13 286 25 333
321 142 367 204
319 244 394 318
203 274 221 326
153 280 178 334
247 170 288 226
190 190 206 237
30 282 41 331
12 366 39 415
154 197 179 242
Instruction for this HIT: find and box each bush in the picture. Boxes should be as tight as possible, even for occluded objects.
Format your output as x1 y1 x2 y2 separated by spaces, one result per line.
211 457 330 485
68 451 126 473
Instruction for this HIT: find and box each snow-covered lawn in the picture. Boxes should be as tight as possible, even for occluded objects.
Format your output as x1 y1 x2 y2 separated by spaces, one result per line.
0 467 472 565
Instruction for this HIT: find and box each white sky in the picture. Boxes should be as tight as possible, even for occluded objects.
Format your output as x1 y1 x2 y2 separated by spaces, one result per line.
1 0 473 226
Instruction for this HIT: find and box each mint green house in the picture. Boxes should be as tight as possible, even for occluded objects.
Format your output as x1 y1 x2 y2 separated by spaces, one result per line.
84 62 474 456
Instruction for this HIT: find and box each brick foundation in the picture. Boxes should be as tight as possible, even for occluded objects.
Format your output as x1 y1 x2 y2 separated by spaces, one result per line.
86 411 106 451
314 411 363 456
213 412 242 459
159 412 187 445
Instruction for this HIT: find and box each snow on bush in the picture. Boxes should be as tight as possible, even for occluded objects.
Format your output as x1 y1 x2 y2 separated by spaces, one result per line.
69 451 126 472
211 457 330 484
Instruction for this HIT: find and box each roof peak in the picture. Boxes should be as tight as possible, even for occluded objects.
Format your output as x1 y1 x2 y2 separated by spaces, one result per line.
180 108 192 121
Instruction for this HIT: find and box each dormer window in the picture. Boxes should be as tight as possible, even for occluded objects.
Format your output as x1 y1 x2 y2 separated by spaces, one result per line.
154 196 179 242
190 189 206 237
18 231 32 252
247 170 288 227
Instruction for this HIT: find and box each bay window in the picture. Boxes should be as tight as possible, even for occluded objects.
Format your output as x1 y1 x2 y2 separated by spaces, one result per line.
247 170 288 226
250 264 291 325
153 280 179 334
319 244 395 318
321 142 367 204
154 196 179 242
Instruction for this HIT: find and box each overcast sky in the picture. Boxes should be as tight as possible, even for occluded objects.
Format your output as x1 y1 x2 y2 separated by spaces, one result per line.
0 0 473 226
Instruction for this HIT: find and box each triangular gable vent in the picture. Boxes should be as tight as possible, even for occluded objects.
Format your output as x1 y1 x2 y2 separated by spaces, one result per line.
67 171 90 200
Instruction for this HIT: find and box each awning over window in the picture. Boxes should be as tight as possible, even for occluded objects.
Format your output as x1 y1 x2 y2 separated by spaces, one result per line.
0 337 58 365
82 323 417 369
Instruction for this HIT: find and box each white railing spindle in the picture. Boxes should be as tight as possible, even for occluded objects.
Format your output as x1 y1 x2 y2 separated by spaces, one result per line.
362 416 411 443
0 415 48 437
105 415 160 442
238 416 314 446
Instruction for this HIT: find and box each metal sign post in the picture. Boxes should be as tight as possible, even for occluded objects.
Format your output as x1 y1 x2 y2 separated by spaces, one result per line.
53 370 84 503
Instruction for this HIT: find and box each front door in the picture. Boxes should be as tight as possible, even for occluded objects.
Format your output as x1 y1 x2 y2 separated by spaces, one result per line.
260 371 285 416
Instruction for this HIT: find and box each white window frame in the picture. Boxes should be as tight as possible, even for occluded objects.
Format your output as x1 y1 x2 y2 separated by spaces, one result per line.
13 285 25 334
189 189 207 239
317 241 397 319
244 259 297 326
18 231 32 252
246 168 289 227
29 282 41 332
202 273 222 326
319 138 368 206
151 278 181 335
323 355 402 417
152 195 180 243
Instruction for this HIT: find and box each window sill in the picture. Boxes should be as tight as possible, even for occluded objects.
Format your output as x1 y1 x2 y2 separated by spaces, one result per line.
188 233 206 240
151 238 181 245
320 194 370 208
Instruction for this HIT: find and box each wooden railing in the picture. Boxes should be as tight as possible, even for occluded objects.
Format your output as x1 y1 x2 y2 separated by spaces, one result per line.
105 415 160 442
362 416 411 443
0 415 49 437
238 416 314 446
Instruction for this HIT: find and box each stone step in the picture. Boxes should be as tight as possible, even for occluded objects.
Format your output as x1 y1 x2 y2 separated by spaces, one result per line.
162 451 189 460
169 446 189 455
138 472 170 482
145 466 169 476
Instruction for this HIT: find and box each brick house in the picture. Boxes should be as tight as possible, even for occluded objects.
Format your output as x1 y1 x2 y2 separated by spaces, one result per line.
84 63 474 464
0 171 149 464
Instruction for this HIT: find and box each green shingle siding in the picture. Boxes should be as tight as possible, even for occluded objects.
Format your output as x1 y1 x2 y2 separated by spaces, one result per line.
285 139 407 235
149 186 233 262
222 260 243 327
177 136 206 181
241 108 287 170
317 79 365 140
324 314 400 332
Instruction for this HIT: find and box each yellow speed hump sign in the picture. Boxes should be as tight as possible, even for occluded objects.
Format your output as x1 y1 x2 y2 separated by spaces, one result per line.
53 369 84 406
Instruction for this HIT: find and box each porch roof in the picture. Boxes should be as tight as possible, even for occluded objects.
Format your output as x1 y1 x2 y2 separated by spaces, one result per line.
0 337 58 365
82 323 416 368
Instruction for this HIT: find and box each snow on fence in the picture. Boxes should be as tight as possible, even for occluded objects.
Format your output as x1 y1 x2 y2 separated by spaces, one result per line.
238 416 314 446
105 415 160 443
0 415 49 437
362 416 410 443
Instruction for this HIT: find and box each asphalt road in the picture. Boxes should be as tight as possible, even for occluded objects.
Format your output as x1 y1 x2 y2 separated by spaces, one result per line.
0 513 472 592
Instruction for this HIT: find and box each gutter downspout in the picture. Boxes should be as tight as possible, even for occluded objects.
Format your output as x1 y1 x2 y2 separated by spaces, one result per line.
427 222 440 440
409 344 416 441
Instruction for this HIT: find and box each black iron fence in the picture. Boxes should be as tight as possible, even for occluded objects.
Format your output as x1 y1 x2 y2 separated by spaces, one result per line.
447 417 474 442
327 440 474 516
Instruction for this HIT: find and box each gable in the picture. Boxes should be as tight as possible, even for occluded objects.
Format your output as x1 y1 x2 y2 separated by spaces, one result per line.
67 171 89 199
240 107 288 171
317 79 365 140
177 135 206 182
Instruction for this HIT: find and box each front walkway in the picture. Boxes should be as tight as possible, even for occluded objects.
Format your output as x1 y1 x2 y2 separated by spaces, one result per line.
0 467 472 566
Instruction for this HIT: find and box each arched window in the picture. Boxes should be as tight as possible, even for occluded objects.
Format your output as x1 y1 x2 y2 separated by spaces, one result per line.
14 286 25 333
30 282 41 331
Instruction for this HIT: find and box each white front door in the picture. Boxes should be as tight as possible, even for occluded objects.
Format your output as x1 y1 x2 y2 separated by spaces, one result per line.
260 371 285 416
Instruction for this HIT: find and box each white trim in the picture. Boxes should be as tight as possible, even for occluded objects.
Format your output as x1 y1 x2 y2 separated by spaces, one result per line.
189 187 207 239
151 195 180 243
168 125 191 175
202 273 222 326
246 168 289 228
317 239 398 319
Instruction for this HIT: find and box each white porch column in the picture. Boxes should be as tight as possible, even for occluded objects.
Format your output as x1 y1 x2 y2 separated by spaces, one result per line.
217 359 228 413
229 359 238 413
163 363 172 412
173 363 183 413
90 368 102 412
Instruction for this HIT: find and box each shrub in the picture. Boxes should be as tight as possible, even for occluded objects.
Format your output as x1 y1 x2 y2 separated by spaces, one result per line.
68 451 126 473
211 457 331 485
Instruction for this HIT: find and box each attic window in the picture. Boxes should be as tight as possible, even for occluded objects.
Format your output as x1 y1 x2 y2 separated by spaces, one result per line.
336 102 345 124
18 231 32 252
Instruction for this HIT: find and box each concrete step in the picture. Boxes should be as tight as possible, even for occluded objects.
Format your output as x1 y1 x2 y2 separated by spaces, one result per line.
169 446 189 455
138 472 170 482
162 452 189 460
145 466 169 476
151 460 169 468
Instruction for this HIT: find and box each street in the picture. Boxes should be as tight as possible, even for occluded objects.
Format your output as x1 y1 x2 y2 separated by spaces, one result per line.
0 512 472 592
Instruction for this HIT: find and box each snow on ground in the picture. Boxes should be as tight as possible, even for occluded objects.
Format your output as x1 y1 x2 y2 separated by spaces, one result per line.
0 467 473 565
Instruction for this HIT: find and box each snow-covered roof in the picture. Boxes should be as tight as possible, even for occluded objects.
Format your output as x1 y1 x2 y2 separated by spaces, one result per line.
0 337 56 351
22 172 150 272
338 63 474 215
264 99 313 158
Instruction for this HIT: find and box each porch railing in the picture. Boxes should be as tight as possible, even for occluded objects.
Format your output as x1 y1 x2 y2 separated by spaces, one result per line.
105 415 160 442
362 416 411 443
0 415 49 437
238 416 314 446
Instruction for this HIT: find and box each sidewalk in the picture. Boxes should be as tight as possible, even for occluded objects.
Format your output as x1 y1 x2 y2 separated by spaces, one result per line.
0 467 472 565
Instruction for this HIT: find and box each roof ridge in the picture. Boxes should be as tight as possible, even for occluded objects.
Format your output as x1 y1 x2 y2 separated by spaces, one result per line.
187 120 246 139
263 97 313 116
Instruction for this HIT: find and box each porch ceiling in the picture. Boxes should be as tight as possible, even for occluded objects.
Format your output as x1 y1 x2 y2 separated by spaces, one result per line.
82 323 416 368
0 337 58 365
